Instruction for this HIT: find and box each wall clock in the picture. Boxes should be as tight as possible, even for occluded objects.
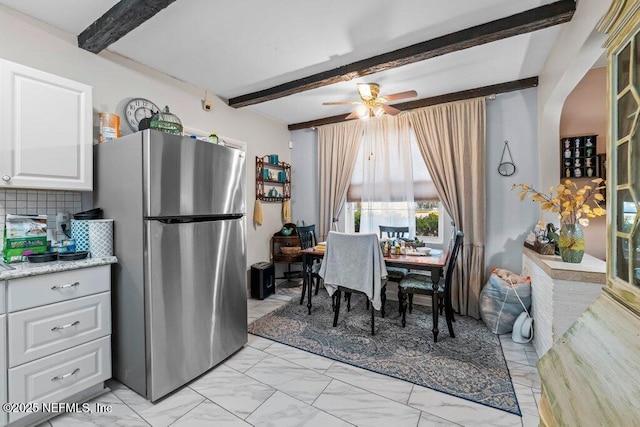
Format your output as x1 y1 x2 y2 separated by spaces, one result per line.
125 98 160 131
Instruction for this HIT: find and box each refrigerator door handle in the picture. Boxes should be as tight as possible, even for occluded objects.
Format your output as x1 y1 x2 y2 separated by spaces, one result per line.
148 214 244 224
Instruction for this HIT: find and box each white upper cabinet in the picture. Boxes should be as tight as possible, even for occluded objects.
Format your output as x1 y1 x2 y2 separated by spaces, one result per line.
0 59 93 191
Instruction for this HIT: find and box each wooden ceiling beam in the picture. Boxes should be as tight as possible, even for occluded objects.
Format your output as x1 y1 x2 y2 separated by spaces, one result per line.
230 0 574 108
78 0 177 53
287 77 538 131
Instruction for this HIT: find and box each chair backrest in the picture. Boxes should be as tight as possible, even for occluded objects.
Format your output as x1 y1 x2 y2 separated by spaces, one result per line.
297 224 317 250
444 230 464 286
321 232 386 297
446 221 457 254
379 225 409 239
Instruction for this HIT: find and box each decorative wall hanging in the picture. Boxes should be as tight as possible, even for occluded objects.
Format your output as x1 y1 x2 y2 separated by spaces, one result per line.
498 140 516 176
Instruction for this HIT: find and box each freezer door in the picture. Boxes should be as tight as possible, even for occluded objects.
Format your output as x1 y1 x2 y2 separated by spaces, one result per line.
145 218 247 401
143 130 246 217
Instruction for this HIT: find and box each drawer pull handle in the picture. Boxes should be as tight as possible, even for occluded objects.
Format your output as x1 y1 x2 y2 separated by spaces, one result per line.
51 282 80 290
51 368 80 382
51 320 80 331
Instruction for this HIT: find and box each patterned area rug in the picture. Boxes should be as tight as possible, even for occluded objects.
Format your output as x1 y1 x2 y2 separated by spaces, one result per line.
248 291 521 415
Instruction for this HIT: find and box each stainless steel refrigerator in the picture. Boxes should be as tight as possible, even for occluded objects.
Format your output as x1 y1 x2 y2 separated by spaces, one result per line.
94 130 247 401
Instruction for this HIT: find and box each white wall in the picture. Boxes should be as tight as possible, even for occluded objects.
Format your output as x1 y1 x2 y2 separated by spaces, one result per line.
486 88 539 276
560 67 607 260
0 6 290 269
537 0 611 216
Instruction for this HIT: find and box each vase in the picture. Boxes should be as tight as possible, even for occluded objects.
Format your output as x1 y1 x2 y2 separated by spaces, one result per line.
558 222 585 263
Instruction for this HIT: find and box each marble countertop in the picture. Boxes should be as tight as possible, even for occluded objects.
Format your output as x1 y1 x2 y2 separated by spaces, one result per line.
0 256 118 280
523 247 605 284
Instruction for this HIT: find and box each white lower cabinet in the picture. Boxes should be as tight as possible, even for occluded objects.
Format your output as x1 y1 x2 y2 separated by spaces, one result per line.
1 264 113 425
8 337 111 423
0 315 6 427
7 265 110 312
8 292 111 367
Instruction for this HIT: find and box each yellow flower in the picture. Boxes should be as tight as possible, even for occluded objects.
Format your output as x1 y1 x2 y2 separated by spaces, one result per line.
511 179 606 226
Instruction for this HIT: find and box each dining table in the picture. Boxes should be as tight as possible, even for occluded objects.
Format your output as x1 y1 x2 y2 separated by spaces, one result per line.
300 247 450 341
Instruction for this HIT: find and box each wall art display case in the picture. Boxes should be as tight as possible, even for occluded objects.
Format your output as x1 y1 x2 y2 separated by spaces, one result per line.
560 134 598 178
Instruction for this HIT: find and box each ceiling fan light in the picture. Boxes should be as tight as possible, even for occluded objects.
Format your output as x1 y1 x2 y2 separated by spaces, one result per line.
356 105 369 119
373 105 384 117
357 83 380 101
357 83 373 100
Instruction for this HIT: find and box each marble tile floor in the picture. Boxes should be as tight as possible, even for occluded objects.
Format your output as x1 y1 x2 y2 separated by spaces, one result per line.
38 285 542 427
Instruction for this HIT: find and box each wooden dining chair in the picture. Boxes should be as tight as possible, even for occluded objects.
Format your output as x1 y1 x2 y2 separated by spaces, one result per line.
318 232 388 335
378 225 410 240
297 224 322 298
398 231 463 340
403 223 458 314
378 225 410 314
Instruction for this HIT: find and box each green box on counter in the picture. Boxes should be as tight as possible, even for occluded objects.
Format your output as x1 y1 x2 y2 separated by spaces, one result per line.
2 213 48 263
2 236 47 263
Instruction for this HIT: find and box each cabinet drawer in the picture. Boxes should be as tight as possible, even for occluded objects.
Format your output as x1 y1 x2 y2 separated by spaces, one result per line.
8 265 110 311
8 336 111 422
9 292 111 367
0 315 6 427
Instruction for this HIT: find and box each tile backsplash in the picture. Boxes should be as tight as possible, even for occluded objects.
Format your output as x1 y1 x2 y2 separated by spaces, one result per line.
0 189 82 244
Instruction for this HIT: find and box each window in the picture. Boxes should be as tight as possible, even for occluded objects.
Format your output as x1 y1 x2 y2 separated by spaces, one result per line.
346 201 443 242
345 127 443 242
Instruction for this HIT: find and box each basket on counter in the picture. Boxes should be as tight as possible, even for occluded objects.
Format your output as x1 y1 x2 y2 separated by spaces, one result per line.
524 240 555 256
280 246 301 255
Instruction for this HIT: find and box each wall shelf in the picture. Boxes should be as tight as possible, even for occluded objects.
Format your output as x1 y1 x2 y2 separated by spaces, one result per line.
560 135 598 179
256 155 291 202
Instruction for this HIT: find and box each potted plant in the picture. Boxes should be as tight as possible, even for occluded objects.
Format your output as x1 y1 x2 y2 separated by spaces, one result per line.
512 179 606 263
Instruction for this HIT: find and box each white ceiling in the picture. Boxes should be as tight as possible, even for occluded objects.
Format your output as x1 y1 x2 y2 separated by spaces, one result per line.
0 0 567 126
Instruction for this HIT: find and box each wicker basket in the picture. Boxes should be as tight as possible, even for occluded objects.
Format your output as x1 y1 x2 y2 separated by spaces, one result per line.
524 241 555 255
280 246 301 255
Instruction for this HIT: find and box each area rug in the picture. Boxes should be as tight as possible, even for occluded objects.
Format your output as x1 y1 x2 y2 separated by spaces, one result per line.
248 291 521 416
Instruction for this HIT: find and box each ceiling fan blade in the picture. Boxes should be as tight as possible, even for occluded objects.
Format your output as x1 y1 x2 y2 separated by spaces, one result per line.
345 110 360 120
380 104 402 116
322 101 360 105
379 90 418 102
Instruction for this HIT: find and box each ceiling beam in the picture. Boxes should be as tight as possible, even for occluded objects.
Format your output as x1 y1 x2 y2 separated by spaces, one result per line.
78 0 177 53
229 0 574 108
287 77 538 131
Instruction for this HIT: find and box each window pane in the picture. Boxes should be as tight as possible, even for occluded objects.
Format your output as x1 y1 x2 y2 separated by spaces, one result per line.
618 142 629 185
618 41 631 93
617 236 630 282
350 201 442 240
632 222 640 288
618 189 634 233
416 202 440 237
635 32 640 88
618 90 638 140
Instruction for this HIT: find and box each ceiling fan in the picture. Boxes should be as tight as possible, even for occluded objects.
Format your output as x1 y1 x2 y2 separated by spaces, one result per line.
322 83 417 120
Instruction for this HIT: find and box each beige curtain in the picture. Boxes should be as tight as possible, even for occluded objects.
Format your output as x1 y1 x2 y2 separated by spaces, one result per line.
408 98 486 319
318 121 364 240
